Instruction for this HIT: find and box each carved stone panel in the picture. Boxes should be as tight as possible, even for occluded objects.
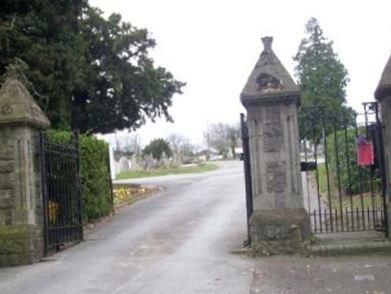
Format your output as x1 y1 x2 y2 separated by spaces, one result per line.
263 105 283 152
0 173 14 190
256 73 282 93
264 124 284 152
0 189 13 209
0 103 13 115
0 133 14 160
0 161 14 174
266 161 286 194
264 105 281 124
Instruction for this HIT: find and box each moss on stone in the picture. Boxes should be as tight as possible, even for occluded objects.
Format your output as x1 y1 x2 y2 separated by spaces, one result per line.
250 209 311 256
0 225 40 266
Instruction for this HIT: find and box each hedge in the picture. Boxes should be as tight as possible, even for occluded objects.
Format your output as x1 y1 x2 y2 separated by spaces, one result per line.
46 130 113 222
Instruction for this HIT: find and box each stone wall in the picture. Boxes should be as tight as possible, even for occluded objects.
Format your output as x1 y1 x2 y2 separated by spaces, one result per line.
375 53 391 238
0 126 45 266
0 74 50 266
247 102 303 211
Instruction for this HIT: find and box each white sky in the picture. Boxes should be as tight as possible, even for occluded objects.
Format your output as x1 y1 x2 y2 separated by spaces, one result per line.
90 0 391 147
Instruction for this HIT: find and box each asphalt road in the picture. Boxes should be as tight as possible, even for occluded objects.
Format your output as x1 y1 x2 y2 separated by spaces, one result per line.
0 161 253 294
3 160 391 294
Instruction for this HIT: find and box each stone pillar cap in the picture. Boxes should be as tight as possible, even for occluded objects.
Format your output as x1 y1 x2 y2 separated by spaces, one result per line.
0 76 50 129
375 53 391 100
241 36 300 107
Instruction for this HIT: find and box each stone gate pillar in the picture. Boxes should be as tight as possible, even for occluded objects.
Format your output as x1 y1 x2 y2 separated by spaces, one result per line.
375 53 391 237
0 73 50 266
240 37 310 254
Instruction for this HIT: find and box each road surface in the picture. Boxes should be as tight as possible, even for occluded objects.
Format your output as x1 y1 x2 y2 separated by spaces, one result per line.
0 161 253 294
3 160 391 294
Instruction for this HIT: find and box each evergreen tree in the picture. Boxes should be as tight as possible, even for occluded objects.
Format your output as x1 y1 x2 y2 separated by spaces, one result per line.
0 1 184 134
143 138 172 161
294 18 354 139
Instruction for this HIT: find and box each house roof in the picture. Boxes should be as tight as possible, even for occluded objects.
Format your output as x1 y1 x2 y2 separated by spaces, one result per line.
240 36 300 106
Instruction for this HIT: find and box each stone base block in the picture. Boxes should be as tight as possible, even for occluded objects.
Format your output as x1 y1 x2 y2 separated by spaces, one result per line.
0 225 44 267
250 208 310 255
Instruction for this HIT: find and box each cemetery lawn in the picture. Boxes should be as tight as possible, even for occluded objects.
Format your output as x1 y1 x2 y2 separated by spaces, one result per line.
116 163 218 179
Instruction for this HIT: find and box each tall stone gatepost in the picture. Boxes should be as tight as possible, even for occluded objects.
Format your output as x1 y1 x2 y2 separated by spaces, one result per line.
375 53 391 238
0 72 50 266
240 37 310 255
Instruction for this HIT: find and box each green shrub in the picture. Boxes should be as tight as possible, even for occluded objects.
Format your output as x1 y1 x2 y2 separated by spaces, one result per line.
325 127 378 196
142 138 172 160
46 130 113 222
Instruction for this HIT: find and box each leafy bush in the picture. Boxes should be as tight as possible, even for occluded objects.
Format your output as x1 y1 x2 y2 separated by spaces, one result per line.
46 130 113 222
325 127 378 196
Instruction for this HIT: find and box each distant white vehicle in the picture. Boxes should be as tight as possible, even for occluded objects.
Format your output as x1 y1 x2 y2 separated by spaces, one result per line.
235 147 244 160
209 154 223 161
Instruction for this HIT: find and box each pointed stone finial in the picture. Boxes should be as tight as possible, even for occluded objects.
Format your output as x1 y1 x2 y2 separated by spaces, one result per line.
4 58 28 81
0 76 50 129
261 36 273 52
241 36 300 106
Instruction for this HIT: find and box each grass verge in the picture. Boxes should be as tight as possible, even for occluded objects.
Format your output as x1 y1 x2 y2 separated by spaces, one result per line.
311 163 382 209
116 163 218 180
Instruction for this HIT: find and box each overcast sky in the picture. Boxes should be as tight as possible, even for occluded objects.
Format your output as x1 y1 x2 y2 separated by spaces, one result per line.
90 0 391 147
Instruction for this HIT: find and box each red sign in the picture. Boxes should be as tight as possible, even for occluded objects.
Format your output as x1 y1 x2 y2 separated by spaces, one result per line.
357 141 374 166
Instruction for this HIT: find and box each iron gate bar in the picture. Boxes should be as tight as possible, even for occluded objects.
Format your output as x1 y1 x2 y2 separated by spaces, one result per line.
344 124 355 230
365 109 376 229
354 115 367 230
333 122 344 231
302 102 387 234
39 132 49 254
366 102 389 235
364 105 377 230
40 131 83 254
313 131 323 233
241 113 253 246
376 106 389 236
322 120 334 232
302 122 314 231
74 130 83 242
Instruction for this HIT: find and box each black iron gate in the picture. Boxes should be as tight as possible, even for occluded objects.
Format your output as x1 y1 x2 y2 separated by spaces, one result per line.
301 102 388 235
241 113 253 245
40 132 83 254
